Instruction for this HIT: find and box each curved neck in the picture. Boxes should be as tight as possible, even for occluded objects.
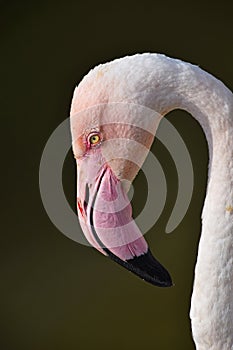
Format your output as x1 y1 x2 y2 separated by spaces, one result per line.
150 57 233 349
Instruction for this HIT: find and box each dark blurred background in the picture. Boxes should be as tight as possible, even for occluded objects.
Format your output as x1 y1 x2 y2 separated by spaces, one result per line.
1 1 232 349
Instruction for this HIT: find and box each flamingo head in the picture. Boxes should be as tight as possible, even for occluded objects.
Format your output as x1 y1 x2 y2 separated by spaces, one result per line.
70 59 172 287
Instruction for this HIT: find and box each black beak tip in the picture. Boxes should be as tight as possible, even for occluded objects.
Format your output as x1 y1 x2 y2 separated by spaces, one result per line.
126 248 173 287
105 248 173 287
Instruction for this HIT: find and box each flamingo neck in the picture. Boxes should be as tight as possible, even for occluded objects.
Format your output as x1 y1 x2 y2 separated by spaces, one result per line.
153 57 233 349
121 54 233 348
183 79 233 350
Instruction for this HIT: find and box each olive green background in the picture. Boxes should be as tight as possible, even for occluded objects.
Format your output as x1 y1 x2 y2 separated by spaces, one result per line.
2 1 232 349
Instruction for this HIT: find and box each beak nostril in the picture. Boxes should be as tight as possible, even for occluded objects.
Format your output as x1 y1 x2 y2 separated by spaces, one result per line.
84 184 89 214
83 201 88 214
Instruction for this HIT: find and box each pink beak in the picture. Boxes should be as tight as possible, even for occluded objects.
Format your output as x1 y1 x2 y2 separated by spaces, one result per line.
76 149 172 287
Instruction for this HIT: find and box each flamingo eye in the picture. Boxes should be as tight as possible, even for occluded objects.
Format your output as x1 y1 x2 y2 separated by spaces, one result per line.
89 133 100 146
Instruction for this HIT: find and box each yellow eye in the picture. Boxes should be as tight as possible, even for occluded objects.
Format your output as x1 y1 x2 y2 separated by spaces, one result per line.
89 134 100 145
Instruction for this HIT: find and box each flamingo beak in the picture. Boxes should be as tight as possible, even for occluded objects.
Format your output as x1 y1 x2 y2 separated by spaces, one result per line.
76 150 172 287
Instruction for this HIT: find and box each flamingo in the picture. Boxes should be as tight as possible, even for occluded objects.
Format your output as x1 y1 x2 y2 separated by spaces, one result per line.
70 53 233 349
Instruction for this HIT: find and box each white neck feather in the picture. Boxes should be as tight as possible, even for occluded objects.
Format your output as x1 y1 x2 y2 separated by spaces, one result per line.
139 54 233 349
136 54 233 349
176 62 233 350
